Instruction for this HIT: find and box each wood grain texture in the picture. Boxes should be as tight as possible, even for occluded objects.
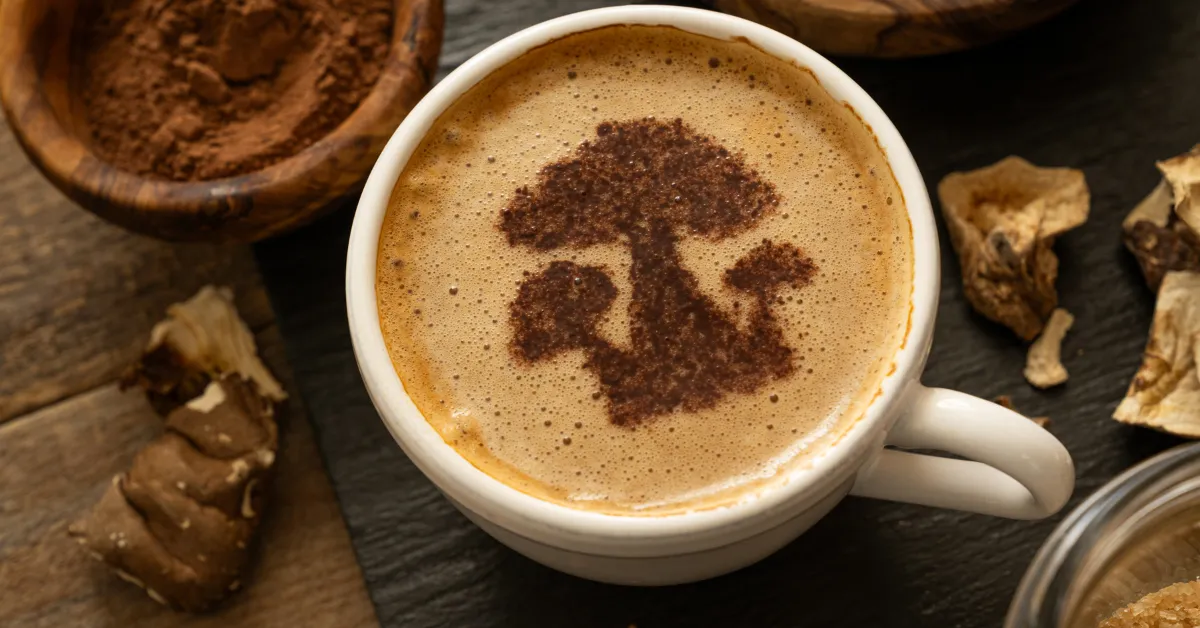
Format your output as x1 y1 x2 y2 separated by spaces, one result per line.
254 0 1200 625
0 0 443 243
714 0 1084 57
0 120 272 423
0 327 378 628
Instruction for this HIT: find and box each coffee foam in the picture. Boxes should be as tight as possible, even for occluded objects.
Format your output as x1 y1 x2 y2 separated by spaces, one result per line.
376 25 913 515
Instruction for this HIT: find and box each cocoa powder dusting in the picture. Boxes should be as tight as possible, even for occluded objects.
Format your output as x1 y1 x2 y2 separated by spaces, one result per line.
77 0 393 181
505 119 816 426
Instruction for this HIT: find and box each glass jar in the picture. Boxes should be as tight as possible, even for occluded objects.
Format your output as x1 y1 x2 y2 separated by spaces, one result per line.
1007 441 1200 627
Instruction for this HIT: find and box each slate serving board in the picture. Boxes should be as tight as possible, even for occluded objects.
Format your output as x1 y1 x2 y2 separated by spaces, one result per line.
254 0 1200 625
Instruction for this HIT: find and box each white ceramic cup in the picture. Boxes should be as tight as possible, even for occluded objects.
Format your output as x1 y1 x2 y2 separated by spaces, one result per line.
346 5 1076 585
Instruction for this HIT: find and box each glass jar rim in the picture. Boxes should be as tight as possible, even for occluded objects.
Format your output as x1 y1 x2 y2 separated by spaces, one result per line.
1006 440 1200 627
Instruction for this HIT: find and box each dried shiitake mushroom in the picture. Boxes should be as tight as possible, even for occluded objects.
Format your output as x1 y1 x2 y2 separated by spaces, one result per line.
1123 149 1200 291
70 286 286 611
938 157 1090 340
1114 271 1200 437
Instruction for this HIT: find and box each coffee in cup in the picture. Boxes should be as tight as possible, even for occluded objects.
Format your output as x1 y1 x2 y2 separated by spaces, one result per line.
376 24 913 515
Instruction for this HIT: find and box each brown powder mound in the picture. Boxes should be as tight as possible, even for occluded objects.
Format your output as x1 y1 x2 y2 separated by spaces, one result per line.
504 119 816 426
76 0 393 181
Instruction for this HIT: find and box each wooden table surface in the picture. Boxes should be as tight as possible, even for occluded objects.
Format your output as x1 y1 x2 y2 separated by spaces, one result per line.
254 0 1200 626
0 116 378 627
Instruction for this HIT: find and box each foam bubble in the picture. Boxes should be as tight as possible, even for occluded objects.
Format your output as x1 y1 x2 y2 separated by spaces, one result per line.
376 25 912 515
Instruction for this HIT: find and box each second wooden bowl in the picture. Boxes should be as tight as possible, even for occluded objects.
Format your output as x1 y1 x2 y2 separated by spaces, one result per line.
714 0 1084 58
0 0 443 243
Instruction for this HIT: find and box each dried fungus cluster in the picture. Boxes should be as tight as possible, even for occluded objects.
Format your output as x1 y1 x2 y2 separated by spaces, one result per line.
939 146 1200 437
938 156 1087 394
1116 145 1200 437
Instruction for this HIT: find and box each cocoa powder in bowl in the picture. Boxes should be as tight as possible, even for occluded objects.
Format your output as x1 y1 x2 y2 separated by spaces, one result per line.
76 0 393 181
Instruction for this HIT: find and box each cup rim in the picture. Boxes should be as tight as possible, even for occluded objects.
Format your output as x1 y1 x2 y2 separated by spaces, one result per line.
346 4 940 554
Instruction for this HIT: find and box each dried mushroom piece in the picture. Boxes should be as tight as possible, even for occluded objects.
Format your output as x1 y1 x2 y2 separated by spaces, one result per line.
1024 308 1074 389
1159 145 1200 234
122 286 285 414
1114 271 1200 437
70 286 283 612
70 376 274 611
1122 180 1200 290
938 157 1089 340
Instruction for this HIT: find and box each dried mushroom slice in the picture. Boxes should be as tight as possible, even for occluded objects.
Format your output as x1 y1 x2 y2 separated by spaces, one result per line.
1158 144 1200 234
1122 181 1200 290
70 286 283 612
1024 308 1074 389
123 285 285 413
1114 271 1200 437
938 156 1089 340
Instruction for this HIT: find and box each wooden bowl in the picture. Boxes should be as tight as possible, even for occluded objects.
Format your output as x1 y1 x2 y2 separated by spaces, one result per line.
714 0 1084 57
0 0 443 243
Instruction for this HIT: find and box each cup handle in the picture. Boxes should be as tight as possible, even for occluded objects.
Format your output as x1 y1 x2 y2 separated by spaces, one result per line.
848 385 1075 519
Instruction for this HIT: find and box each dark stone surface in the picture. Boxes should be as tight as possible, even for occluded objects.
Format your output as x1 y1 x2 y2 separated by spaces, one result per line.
254 0 1200 625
